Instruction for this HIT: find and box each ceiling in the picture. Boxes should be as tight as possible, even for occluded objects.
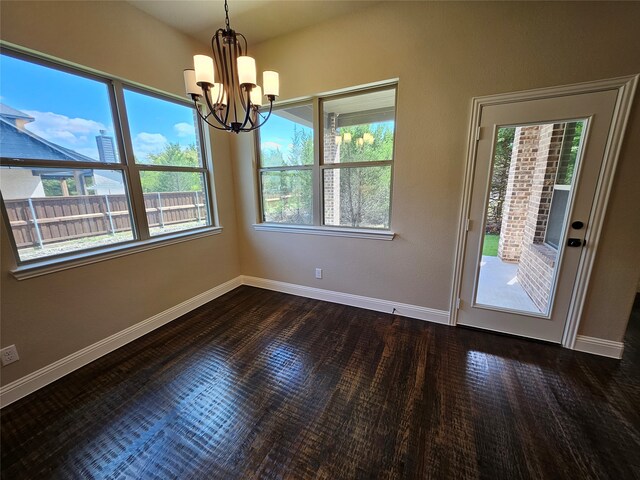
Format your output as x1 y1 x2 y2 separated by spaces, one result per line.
128 0 379 46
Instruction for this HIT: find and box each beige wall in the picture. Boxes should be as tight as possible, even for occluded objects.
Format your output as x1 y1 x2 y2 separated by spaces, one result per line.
1 1 639 389
233 2 640 340
0 1 240 386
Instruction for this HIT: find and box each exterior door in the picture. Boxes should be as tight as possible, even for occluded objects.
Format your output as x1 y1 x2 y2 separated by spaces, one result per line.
457 89 618 342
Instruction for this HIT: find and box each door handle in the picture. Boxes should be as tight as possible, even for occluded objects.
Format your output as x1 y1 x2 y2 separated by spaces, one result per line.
567 238 585 247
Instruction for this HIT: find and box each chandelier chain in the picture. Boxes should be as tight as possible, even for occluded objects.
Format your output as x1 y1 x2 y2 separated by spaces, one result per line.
224 0 230 30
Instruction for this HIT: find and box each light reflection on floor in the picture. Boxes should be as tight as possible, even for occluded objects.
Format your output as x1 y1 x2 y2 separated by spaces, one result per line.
62 349 240 478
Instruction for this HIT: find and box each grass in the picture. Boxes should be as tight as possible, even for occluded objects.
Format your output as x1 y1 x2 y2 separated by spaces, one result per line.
482 233 500 256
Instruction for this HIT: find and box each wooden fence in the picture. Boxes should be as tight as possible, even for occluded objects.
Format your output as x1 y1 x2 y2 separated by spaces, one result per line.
5 191 207 248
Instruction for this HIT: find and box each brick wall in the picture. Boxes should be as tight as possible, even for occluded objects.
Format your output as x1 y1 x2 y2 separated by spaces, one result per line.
518 243 556 312
498 126 540 262
516 123 565 313
323 113 341 225
496 123 567 312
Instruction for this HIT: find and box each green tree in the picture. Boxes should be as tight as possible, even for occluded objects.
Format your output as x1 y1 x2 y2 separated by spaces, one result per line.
139 143 202 193
486 127 515 234
262 126 313 223
334 122 394 228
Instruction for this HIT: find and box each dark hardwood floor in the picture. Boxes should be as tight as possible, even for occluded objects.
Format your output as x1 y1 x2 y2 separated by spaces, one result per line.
1 286 639 479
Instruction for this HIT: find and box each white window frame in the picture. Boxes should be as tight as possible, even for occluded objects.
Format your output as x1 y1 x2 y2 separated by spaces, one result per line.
254 83 397 241
0 46 221 279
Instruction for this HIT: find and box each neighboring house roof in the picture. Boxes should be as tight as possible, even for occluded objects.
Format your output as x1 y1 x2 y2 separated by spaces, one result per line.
0 103 94 162
0 103 35 121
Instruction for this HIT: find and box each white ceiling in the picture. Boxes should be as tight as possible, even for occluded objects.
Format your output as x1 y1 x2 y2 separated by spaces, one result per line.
128 0 380 45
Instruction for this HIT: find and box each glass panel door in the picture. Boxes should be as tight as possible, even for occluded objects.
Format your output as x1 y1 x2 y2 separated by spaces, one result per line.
475 121 585 316
457 88 618 343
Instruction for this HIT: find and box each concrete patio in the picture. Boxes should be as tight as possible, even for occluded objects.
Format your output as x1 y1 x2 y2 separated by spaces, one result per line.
476 256 542 314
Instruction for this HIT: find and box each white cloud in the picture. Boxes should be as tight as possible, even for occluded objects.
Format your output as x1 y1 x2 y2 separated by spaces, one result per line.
133 132 168 160
173 122 195 138
23 110 106 147
261 141 283 151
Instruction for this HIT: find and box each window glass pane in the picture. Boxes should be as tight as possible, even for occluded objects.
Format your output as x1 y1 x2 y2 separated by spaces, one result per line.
323 166 391 228
323 89 395 164
124 89 202 167
556 121 583 186
0 166 134 261
139 171 210 236
0 54 120 163
545 188 569 248
261 170 312 224
259 104 314 167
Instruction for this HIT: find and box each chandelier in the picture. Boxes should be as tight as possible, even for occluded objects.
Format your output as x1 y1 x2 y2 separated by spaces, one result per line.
183 0 279 133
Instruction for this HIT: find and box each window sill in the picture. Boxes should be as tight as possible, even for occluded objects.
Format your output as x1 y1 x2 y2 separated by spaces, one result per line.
11 226 223 281
252 223 395 241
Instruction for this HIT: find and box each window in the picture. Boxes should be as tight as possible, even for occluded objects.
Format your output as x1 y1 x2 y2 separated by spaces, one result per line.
123 88 211 237
257 85 396 231
544 121 584 249
0 50 215 267
258 104 314 224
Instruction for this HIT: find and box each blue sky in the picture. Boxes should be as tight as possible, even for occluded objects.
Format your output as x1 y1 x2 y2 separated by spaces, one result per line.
259 113 312 157
0 54 196 162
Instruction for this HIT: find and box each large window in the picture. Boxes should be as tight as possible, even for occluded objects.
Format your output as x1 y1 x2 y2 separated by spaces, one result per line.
0 50 214 266
257 85 396 230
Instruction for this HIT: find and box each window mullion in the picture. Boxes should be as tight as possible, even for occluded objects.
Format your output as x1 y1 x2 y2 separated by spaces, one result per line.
0 158 127 170
319 160 393 170
312 96 322 226
112 80 151 241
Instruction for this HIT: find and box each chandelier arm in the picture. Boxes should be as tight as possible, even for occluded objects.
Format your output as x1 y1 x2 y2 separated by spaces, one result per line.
253 102 274 128
193 99 229 131
241 101 274 132
237 33 248 56
233 37 248 114
212 30 225 103
245 108 258 128
213 33 233 127
238 86 254 131
227 35 240 126
202 86 231 130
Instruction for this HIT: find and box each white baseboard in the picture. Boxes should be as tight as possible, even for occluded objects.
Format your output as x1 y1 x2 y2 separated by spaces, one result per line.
241 275 450 325
2 274 622 407
0 276 242 408
573 335 624 359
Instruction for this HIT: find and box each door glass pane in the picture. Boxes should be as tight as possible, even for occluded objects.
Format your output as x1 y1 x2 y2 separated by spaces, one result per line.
322 89 395 164
139 171 210 236
323 166 391 228
0 166 134 261
260 170 312 224
475 121 585 315
124 89 202 167
0 53 120 163
259 104 314 167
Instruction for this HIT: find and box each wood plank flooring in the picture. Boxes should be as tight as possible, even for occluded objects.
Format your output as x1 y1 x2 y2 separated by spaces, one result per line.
1 286 639 479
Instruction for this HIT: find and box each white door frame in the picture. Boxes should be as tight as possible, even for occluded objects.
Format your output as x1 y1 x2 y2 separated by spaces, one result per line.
449 74 638 350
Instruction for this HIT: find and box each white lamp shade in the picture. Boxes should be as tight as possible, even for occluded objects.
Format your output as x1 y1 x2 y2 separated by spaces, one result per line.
263 71 279 97
356 137 364 147
211 83 227 105
363 132 374 144
343 132 352 143
250 86 263 106
237 56 257 85
183 69 200 96
194 55 215 85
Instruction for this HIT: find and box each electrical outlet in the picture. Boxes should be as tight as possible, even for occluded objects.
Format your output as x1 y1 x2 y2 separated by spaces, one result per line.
315 268 322 279
1 345 19 366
